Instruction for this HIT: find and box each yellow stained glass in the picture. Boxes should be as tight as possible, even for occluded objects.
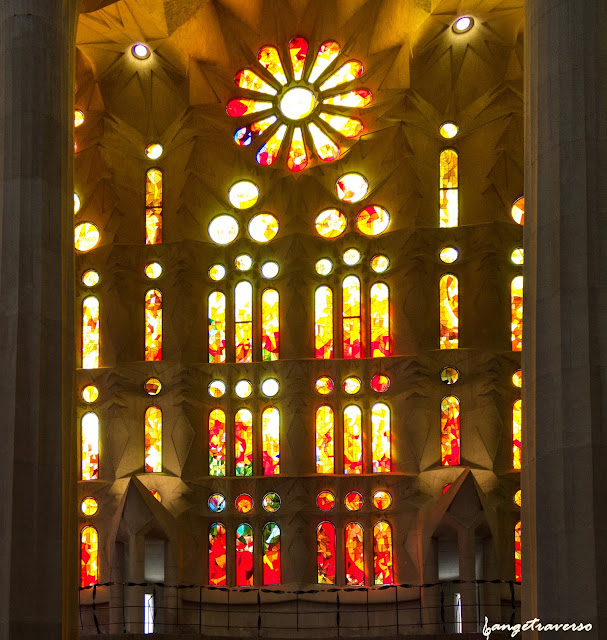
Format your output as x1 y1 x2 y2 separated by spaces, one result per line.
440 150 458 228
322 89 372 108
439 274 459 349
515 521 521 581
234 115 277 147
336 173 369 203
81 497 98 516
81 526 98 587
208 215 239 245
315 376 334 395
235 282 253 363
319 112 363 138
345 522 365 585
279 87 316 120
316 258 333 275
356 205 390 236
208 292 226 363
235 68 277 95
439 122 459 139
144 406 162 473
81 412 99 480
514 489 522 507
235 380 253 398
343 275 361 359
371 255 389 273
308 41 341 83
228 180 259 209
74 193 81 213
373 521 393 585
257 124 287 166
74 109 85 127
440 247 459 264
249 214 279 243
343 248 361 266
74 223 99 252
511 197 524 225
82 270 99 287
145 289 162 361
262 407 280 475
208 380 226 398
511 248 524 264
344 404 363 474
82 296 100 369
146 168 162 244
512 369 522 388
345 491 363 511
145 262 162 279
235 408 253 476
372 491 392 510
343 376 361 394
317 521 336 584
209 264 226 281
315 405 335 474
151 490 161 502
235 254 253 271
287 127 309 172
209 408 226 476
511 276 523 351
370 282 391 357
513 399 522 470
145 377 162 395
440 367 459 385
307 123 340 162
288 36 308 81
441 395 460 466
371 402 391 473
257 45 287 84
81 385 99 403
145 143 163 160
262 289 279 361
319 60 363 91
315 208 347 238
315 286 333 359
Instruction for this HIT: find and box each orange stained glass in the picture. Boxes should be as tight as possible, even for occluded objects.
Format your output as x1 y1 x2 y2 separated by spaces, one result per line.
323 89 372 108
80 526 98 587
227 98 272 117
74 223 100 252
248 214 279 243
345 522 365 586
515 489 522 507
513 369 522 388
235 69 277 95
81 497 98 516
288 36 308 81
234 115 277 146
370 283 391 357
372 490 392 510
236 494 254 513
145 169 162 244
308 41 341 83
357 205 390 236
145 289 162 361
441 395 460 466
209 523 227 585
343 405 363 474
235 281 253 363
82 296 100 369
81 412 99 480
345 491 363 511
236 523 254 586
439 274 459 349
320 60 363 91
263 522 281 585
371 374 390 392
344 376 362 394
235 408 253 476
511 276 523 351
319 112 363 138
208 292 226 363
287 127 309 172
511 197 524 225
315 286 334 359
513 399 522 470
307 123 340 161
144 406 162 473
262 407 280 475
317 491 335 511
262 289 279 361
258 46 287 85
343 275 362 359
315 208 347 238
315 405 335 474
150 490 161 502
257 124 287 166
317 521 336 584
515 521 522 581
371 402 391 473
373 521 393 585
209 409 226 476
439 149 459 228
315 376 334 395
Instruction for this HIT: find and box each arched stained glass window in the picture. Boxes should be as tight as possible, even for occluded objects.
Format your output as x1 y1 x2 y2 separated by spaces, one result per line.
371 402 391 473
513 399 522 470
315 405 335 474
235 408 253 476
370 283 391 357
209 409 226 476
81 412 99 480
373 521 394 585
81 525 99 587
145 289 162 361
236 523 254 586
144 406 162 473
345 522 364 585
315 286 333 359
439 149 458 227
261 288 279 361
343 404 362 474
441 396 460 466
439 274 458 349
262 407 280 475
82 296 100 369
208 292 226 363
145 168 162 244
511 276 523 351
515 520 521 582
262 522 281 585
209 523 227 585
343 275 362 358
235 281 253 363
317 521 336 584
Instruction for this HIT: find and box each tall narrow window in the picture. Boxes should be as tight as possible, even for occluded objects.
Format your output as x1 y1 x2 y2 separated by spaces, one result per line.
441 396 461 466
208 292 226 363
145 289 162 361
513 399 522 470
439 274 459 349
345 522 365 585
371 402 391 473
82 296 100 369
373 521 394 585
235 408 253 476
315 286 333 359
236 523 254 586
209 409 226 476
315 405 335 473
343 404 363 474
81 526 99 587
343 275 362 358
370 283 391 357
81 412 99 480
511 276 523 351
262 407 280 475
261 289 279 361
262 522 281 585
145 168 162 244
235 281 253 363
209 523 227 585
439 149 458 227
317 521 336 584
515 520 521 582
144 406 162 473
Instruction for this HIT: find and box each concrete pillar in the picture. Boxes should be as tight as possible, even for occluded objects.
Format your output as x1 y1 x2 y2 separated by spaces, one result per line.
0 1 77 639
458 528 477 632
524 1 607 637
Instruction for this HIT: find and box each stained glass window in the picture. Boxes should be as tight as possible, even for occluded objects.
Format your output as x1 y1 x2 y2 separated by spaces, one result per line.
336 173 368 203
343 276 362 359
373 521 393 585
317 521 336 584
209 215 239 245
371 403 391 473
209 409 226 476
235 380 253 398
370 283 390 357
262 289 279 361
263 523 281 585
74 223 100 252
262 407 280 475
315 286 333 359
441 396 460 466
144 406 162 473
208 494 226 512
81 526 99 587
343 405 363 474
249 214 279 243
439 149 458 227
511 197 524 225
208 292 226 364
262 492 281 512
235 282 253 363
81 497 98 516
82 296 100 369
315 208 347 238
236 494 254 513
317 491 335 511
145 168 162 245
81 412 99 480
236 524 254 586
145 289 162 361
439 274 459 349
515 521 522 581
345 522 365 586
356 205 390 236
344 377 362 394
345 491 363 511
208 380 226 398
315 376 334 395
511 276 523 351
371 374 390 392
315 405 335 474
372 491 392 510
81 385 99 403
209 523 227 585
228 180 259 209
513 399 522 470
235 408 253 476
261 378 279 397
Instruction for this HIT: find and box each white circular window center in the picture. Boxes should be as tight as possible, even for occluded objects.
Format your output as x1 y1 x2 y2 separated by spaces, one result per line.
279 87 316 120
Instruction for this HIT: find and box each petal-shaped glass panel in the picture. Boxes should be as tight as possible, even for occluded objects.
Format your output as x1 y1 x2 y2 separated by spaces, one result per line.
234 115 277 147
257 124 287 166
258 46 287 85
288 36 309 81
235 69 277 95
308 41 341 84
319 112 363 138
227 98 273 117
307 123 340 161
287 127 309 172
319 60 363 91
322 89 372 108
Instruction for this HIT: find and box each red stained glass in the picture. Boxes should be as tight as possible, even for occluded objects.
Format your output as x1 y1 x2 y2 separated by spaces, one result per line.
371 403 391 473
145 169 162 245
345 522 365 586
262 407 280 475
441 396 460 466
372 490 392 510
208 292 226 363
373 521 393 585
515 521 521 581
81 526 99 587
209 409 226 476
287 127 309 172
258 46 287 85
236 494 253 513
315 286 333 359
513 399 522 470
343 275 362 359
145 289 162 361
288 37 309 81
262 289 279 361
317 521 336 584
439 274 458 349
317 491 335 511
263 523 281 585
82 296 99 369
234 115 277 147
316 405 335 473
343 405 363 474
511 276 523 352
371 374 390 392
235 282 253 364
236 524 254 586
370 283 391 356
144 406 162 473
345 491 363 511
256 124 287 166
442 484 452 495
227 98 272 117
209 523 227 585
235 409 253 476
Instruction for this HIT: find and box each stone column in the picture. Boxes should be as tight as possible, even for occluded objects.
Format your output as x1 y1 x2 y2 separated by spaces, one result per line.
0 1 77 639
458 528 477 632
524 1 607 638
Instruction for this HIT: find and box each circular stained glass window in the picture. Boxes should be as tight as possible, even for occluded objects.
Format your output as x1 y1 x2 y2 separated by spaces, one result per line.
371 374 390 392
74 223 100 252
132 43 151 59
453 16 474 33
209 493 226 512
82 270 100 287
335 173 369 203
235 493 253 513
81 385 99 403
279 87 317 120
439 122 459 139
317 491 335 511
145 262 163 279
74 193 81 214
514 490 521 507
262 261 279 278
261 378 279 397
315 376 334 395
208 380 227 398
315 208 347 238
74 110 85 127
343 377 361 394
208 215 239 245
235 380 253 398
228 180 259 209
315 258 333 275
356 205 389 236
150 490 162 502
372 490 392 510
262 492 281 512
208 264 226 281
511 197 524 225
511 248 524 265
235 254 253 271
512 369 522 388
440 367 459 385
81 497 98 516
145 378 162 396
371 255 389 273
343 248 361 265
145 143 163 159
440 247 459 263
345 491 363 511
248 213 279 243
